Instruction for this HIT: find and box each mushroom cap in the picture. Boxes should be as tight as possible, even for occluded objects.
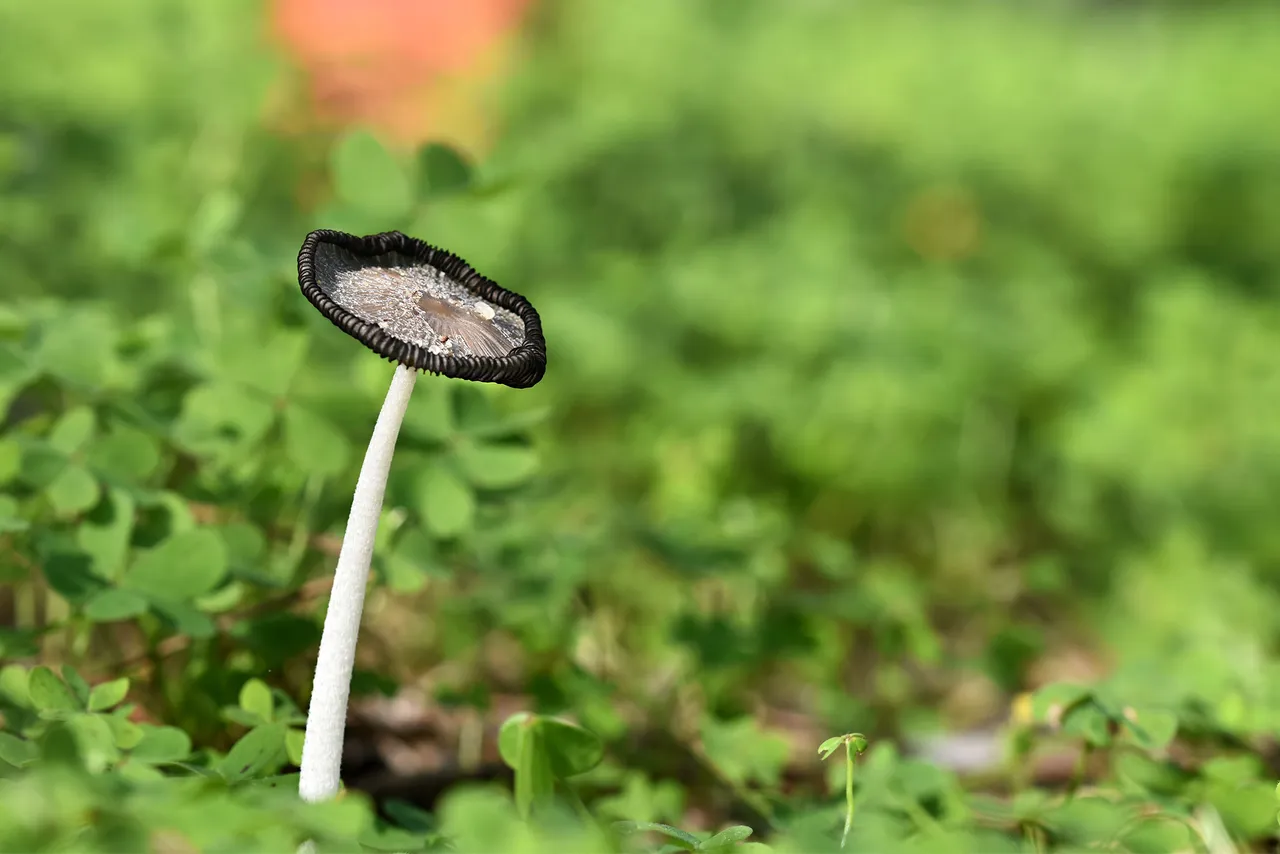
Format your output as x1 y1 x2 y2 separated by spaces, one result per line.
298 229 547 388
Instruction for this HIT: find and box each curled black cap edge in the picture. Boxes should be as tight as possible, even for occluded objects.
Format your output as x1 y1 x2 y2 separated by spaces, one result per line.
297 229 547 389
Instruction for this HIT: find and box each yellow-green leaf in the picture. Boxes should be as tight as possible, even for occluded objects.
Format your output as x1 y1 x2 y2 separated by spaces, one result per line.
88 678 130 712
238 678 274 724
27 666 79 712
456 443 539 490
123 528 228 601
417 466 475 539
45 464 100 517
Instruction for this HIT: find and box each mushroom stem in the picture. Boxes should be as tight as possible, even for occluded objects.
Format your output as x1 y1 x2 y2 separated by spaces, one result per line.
299 363 418 803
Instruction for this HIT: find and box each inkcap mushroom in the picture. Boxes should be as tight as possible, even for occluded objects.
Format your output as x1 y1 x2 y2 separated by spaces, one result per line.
294 229 546 803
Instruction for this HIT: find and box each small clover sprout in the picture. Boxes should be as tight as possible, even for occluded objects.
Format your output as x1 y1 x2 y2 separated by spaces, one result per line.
819 733 868 849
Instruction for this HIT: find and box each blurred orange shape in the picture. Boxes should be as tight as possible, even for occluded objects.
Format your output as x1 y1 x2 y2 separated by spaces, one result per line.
271 0 533 143
273 0 531 74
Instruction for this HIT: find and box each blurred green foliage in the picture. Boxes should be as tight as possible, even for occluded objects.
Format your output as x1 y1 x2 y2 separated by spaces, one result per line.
4 0 1280 850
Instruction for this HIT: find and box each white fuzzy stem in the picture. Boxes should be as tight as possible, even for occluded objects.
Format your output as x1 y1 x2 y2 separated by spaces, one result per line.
298 364 417 803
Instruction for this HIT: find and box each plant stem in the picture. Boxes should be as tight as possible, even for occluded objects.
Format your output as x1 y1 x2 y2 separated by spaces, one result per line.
285 472 325 584
842 743 855 848
562 780 595 827
298 364 418 803
1067 742 1093 799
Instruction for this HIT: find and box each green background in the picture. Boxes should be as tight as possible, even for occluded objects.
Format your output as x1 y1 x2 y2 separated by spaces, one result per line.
3 0 1280 850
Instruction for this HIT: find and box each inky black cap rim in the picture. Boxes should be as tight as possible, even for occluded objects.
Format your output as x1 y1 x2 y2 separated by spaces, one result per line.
297 229 547 389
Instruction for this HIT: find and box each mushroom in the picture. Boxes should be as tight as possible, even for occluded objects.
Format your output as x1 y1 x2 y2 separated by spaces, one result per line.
294 229 546 803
